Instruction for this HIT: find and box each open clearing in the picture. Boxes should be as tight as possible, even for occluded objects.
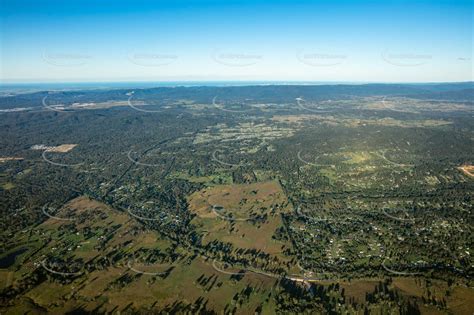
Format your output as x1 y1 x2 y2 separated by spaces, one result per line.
0 157 23 163
271 114 452 128
458 165 474 178
188 180 293 256
30 144 78 152
45 144 78 153
187 180 289 219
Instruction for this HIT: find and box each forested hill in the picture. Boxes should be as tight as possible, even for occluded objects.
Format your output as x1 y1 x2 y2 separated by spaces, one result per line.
0 82 472 110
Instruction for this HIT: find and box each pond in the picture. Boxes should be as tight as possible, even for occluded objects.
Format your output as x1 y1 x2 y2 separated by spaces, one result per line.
0 247 29 268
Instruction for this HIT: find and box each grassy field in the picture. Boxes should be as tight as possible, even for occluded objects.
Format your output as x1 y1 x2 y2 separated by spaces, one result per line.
1 191 473 314
188 181 293 258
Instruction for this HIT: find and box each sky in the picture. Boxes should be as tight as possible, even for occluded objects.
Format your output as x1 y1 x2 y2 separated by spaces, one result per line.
0 0 472 83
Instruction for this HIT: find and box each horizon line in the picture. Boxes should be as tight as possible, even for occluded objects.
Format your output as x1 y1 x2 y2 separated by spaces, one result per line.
2 79 473 86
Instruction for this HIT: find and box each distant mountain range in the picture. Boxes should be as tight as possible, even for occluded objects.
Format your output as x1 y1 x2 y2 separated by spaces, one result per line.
0 82 472 110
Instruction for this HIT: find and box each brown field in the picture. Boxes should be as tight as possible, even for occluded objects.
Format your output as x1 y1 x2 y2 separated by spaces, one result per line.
392 278 474 315
41 196 131 228
188 180 293 257
271 114 316 123
188 180 289 219
45 144 77 153
0 157 23 163
340 279 379 303
271 114 451 128
392 277 425 297
338 278 474 315
447 286 474 315
0 270 14 291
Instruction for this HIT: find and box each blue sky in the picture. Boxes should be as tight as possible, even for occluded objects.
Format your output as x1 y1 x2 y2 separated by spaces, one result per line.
0 0 472 83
